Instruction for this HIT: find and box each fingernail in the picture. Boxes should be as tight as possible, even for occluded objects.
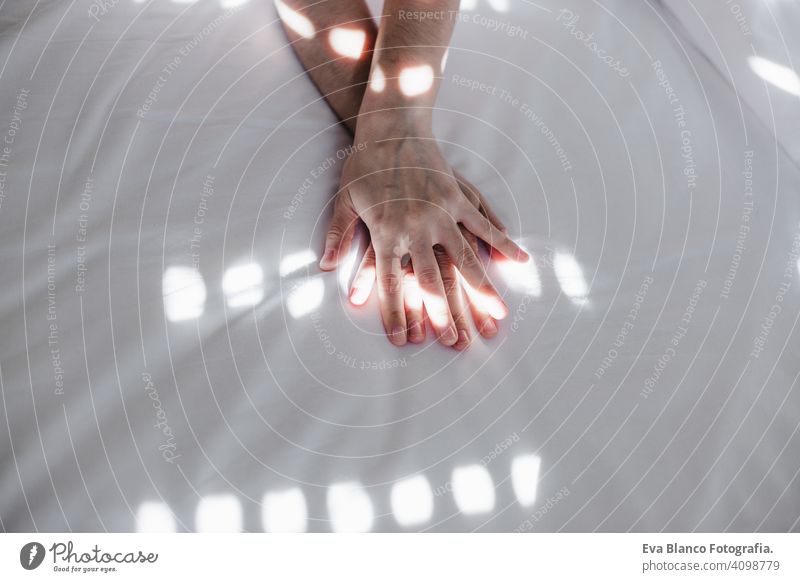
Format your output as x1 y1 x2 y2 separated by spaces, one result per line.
391 325 406 345
516 248 530 262
455 329 470 350
319 248 335 269
408 320 423 342
482 319 497 335
350 283 371 306
490 300 509 320
442 326 458 345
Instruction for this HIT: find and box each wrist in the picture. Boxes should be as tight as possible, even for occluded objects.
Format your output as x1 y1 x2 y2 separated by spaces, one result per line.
354 105 433 141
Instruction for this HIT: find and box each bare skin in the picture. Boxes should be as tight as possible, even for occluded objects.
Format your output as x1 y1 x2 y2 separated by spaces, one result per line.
277 0 528 349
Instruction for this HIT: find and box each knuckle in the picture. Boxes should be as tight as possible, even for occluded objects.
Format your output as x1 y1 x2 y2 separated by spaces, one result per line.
436 254 454 270
380 272 402 294
455 247 477 269
387 309 405 322
326 224 345 240
409 239 429 255
433 245 451 265
442 276 460 296
416 267 441 288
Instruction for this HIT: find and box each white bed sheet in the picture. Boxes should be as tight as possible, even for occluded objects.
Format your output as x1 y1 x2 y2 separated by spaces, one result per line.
1 0 799 532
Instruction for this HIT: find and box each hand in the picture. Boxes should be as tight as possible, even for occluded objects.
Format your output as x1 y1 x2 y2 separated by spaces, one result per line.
319 121 528 347
348 172 510 350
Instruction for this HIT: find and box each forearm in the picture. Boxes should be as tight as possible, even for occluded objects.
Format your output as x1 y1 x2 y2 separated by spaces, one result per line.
275 0 376 133
358 0 459 133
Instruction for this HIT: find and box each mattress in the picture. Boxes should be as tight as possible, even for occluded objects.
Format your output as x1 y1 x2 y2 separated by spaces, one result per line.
0 0 799 532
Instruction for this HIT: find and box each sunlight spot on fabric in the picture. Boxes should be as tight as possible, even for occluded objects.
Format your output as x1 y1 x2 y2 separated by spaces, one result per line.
222 262 265 308
391 475 434 527
496 254 541 297
554 252 588 303
511 454 541 507
280 249 317 278
287 277 324 317
748 56 800 96
452 464 495 515
136 502 176 533
327 482 374 532
262 488 308 532
163 266 206 322
195 495 242 532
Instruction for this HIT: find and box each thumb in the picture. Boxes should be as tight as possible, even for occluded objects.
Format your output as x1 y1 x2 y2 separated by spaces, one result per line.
320 191 358 271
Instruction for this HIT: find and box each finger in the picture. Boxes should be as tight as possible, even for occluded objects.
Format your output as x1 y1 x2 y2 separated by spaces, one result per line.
349 244 376 306
440 226 508 320
469 301 499 339
460 206 529 262
459 227 499 337
320 191 358 271
434 245 471 350
476 190 507 233
411 245 457 346
375 244 406 346
403 270 426 343
454 171 480 207
460 223 480 255
455 172 506 232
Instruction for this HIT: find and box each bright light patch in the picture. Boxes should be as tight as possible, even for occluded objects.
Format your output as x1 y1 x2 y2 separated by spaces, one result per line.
370 66 386 93
496 255 541 297
420 288 450 328
403 273 423 310
222 262 264 308
460 0 478 10
287 277 324 318
275 0 315 39
136 502 176 533
220 0 249 7
511 454 541 507
262 488 307 532
440 50 449 73
329 28 366 59
327 482 374 532
451 464 495 515
162 266 207 322
554 252 588 302
350 269 375 306
748 55 800 97
457 273 507 319
391 475 434 527
195 495 242 532
280 249 317 277
338 244 360 294
399 65 435 97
